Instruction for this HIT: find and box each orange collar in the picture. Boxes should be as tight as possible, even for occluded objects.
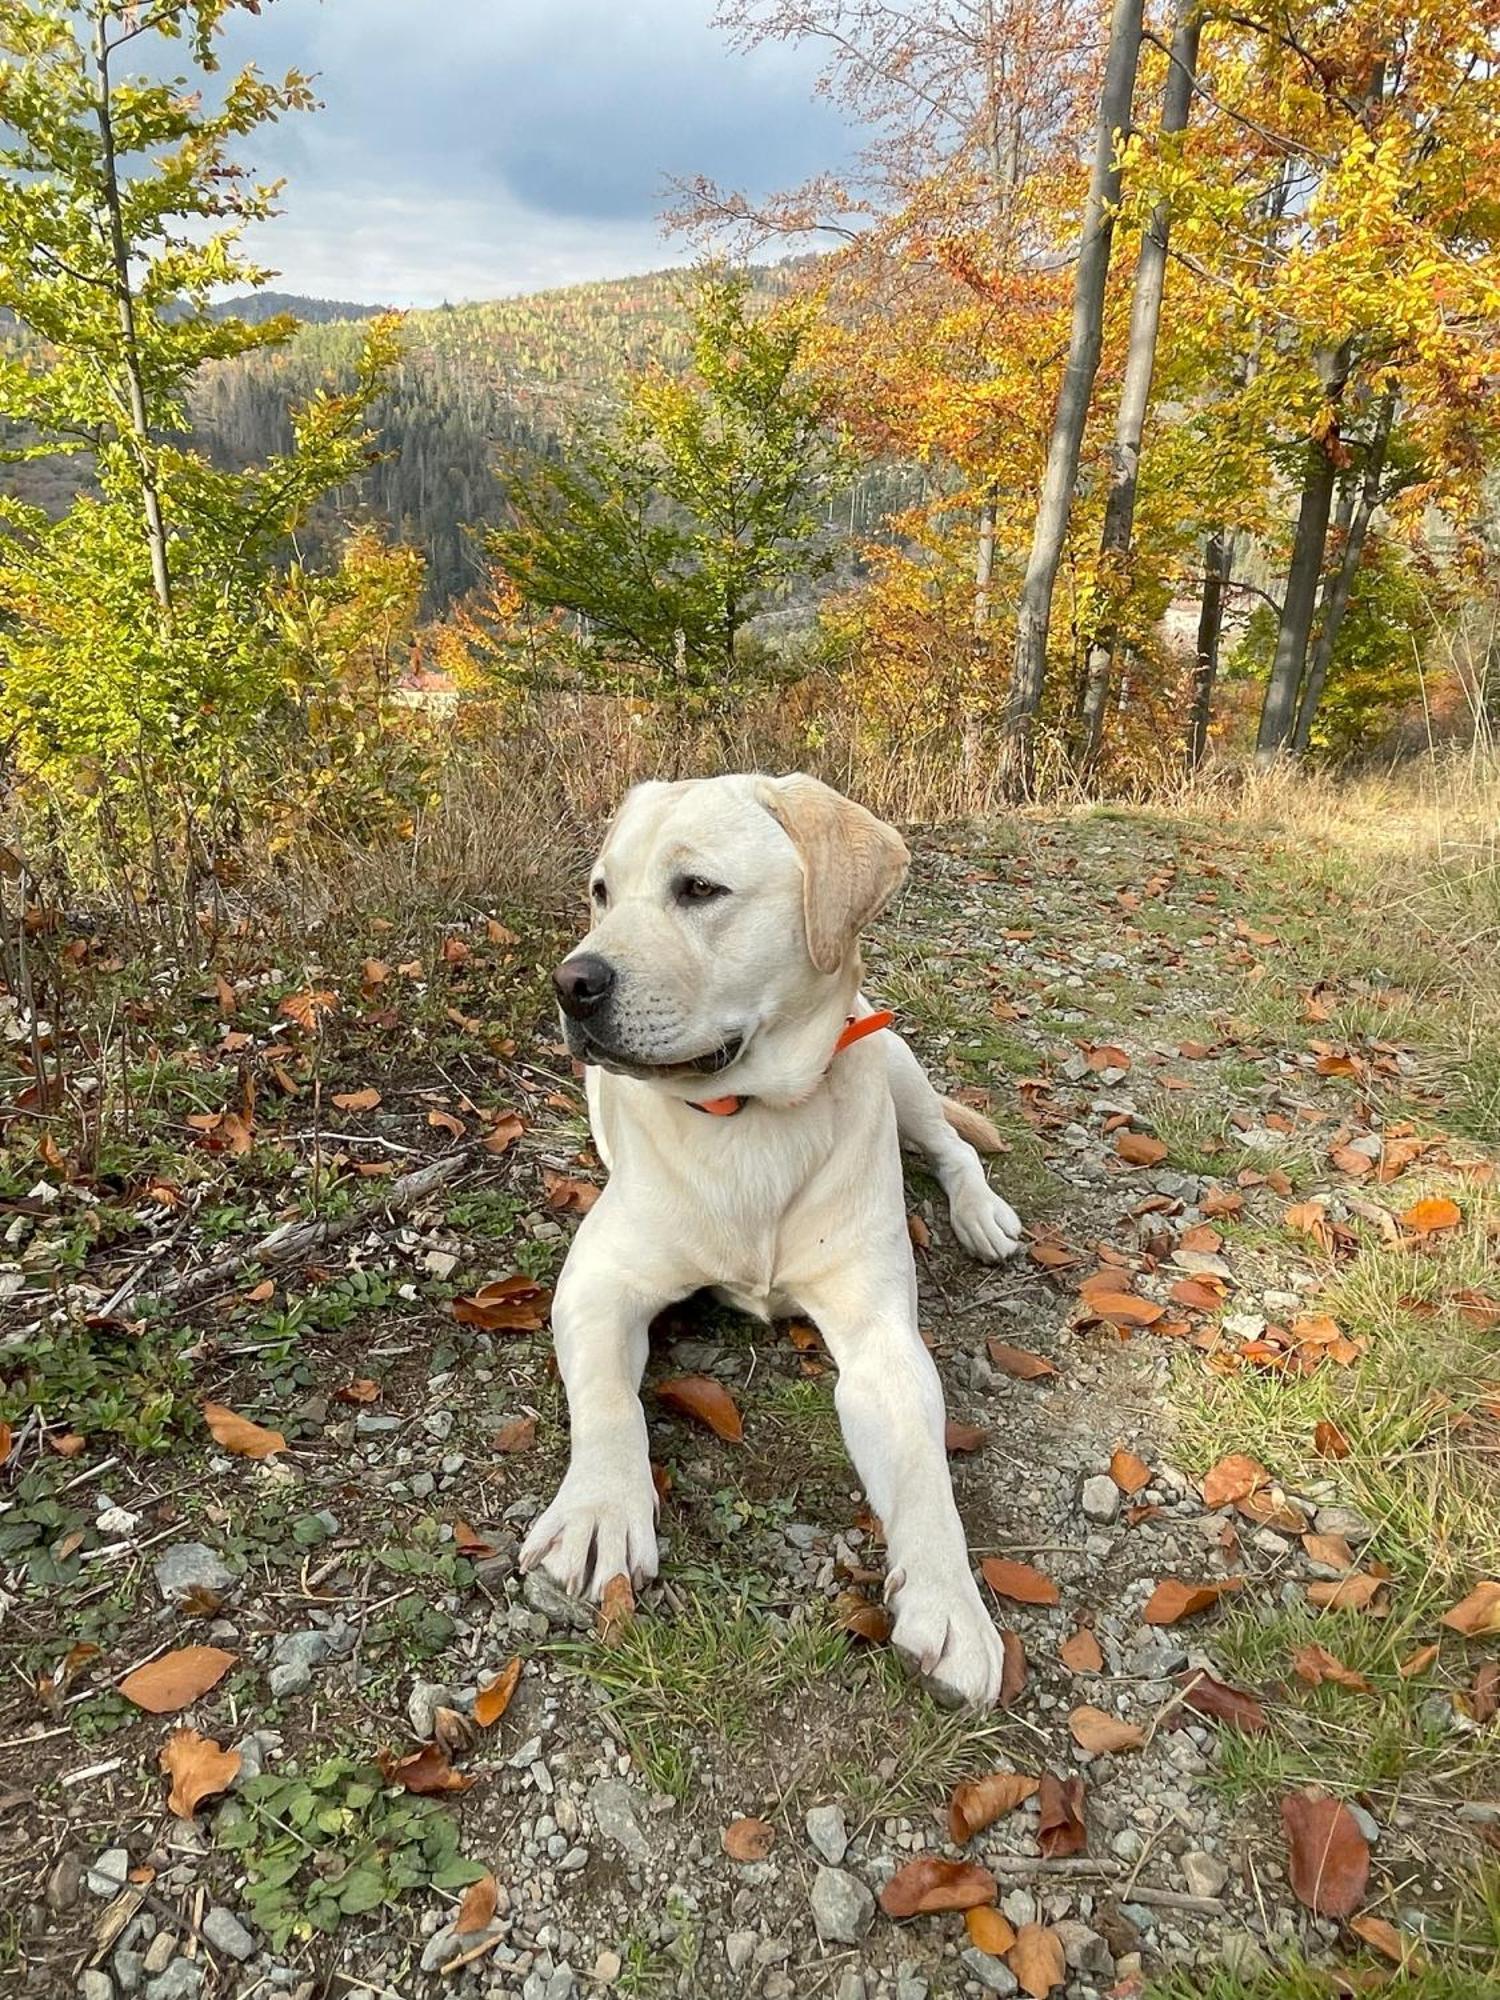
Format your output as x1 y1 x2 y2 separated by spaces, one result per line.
691 1009 894 1117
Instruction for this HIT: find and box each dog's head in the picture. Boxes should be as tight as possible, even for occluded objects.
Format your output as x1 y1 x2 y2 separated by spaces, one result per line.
553 773 908 1097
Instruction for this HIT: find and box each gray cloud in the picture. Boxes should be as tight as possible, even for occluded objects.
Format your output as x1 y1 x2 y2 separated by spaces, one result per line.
202 0 854 303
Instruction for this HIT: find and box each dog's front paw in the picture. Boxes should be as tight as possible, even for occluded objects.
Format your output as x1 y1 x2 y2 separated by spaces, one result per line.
885 1563 1005 1709
949 1182 1022 1263
520 1462 659 1599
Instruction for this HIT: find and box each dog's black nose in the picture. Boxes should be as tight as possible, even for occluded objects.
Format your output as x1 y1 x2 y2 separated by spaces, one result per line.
553 952 616 1020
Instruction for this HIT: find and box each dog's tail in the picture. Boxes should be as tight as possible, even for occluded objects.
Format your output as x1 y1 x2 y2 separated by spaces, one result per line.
941 1097 1003 1154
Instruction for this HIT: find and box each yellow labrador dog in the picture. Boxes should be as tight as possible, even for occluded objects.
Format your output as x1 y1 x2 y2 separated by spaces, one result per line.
520 774 1022 1707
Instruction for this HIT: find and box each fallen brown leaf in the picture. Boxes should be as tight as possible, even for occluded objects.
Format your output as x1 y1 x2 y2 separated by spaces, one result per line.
331 1086 381 1112
1400 1196 1462 1237
451 1276 552 1332
1313 1419 1352 1459
965 1906 1018 1956
1176 1669 1269 1732
1291 1644 1372 1694
980 1557 1059 1607
949 1771 1039 1844
1441 1580 1500 1637
494 1415 536 1454
1109 1449 1151 1495
879 1856 997 1918
1060 1628 1104 1674
597 1572 635 1647
473 1658 522 1728
1115 1131 1168 1167
1143 1577 1240 1625
1349 1913 1421 1970
656 1375 743 1441
1007 1922 1067 1998
454 1871 498 1936
1036 1772 1087 1858
542 1170 599 1213
1068 1705 1144 1754
1307 1573 1386 1613
835 1591 892 1645
945 1419 989 1453
159 1729 240 1817
379 1744 473 1795
1000 1629 1027 1708
1201 1453 1268 1507
1281 1787 1370 1917
1398 1643 1439 1679
119 1647 236 1715
202 1401 285 1460
986 1341 1059 1380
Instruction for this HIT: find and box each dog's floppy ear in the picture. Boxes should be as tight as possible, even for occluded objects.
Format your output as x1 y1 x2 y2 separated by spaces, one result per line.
759 774 909 975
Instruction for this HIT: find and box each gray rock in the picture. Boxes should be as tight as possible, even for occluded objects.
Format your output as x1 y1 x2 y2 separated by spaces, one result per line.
144 1967 201 2000
1055 1919 1114 1977
1348 1803 1379 1846
86 1848 129 1898
407 1680 456 1740
1181 1850 1229 1899
230 1729 280 1786
1110 1827 1144 1863
810 1867 874 1944
1081 1475 1120 1523
1314 1504 1374 1544
894 1968 929 2000
79 1973 113 2000
544 1969 576 2000
271 1628 330 1671
142 1936 175 1977
267 1662 311 1700
201 1908 255 1962
420 1924 458 1974
806 1802 849 1866
725 1932 756 1976
112 1949 144 1994
1001 1888 1037 1928
590 1779 651 1862
524 1570 593 1631
354 1412 399 1434
1221 1933 1273 1979
835 1976 868 2000
960 1950 1018 1995
153 1543 232 1605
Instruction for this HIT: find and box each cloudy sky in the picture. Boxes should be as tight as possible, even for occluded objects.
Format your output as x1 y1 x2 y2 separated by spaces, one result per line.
209 0 855 307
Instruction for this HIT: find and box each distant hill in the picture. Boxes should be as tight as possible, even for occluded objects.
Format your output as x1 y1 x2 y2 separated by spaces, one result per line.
211 292 392 326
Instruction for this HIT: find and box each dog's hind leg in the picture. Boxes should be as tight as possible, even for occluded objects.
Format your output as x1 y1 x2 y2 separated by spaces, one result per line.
883 1030 1022 1261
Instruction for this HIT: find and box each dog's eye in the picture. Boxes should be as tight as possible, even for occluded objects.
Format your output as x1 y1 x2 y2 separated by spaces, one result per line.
676 875 728 905
590 879 608 907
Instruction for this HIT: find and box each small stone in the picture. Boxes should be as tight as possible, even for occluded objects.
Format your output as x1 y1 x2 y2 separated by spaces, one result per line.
1001 1889 1037 1928
144 1966 201 2000
524 1570 593 1631
86 1848 130 1898
97 1506 142 1537
1347 1803 1379 1846
894 1967 929 2000
407 1681 456 1740
152 1543 232 1605
811 1867 874 1944
271 1629 330 1670
142 1936 175 1977
960 1950 1018 1995
113 1950 144 1995
267 1662 311 1700
806 1802 849 1865
1314 1504 1374 1544
354 1412 399 1434
1055 1920 1113 1977
80 1972 113 2000
725 1931 757 1976
545 1969 576 2000
420 1924 459 1974
835 1975 868 2000
1221 1934 1272 1979
1081 1476 1121 1524
1110 1828 1144 1864
590 1779 650 1862
200 1908 255 1962
1181 1851 1229 1899
592 1950 621 1983
48 1853 84 1912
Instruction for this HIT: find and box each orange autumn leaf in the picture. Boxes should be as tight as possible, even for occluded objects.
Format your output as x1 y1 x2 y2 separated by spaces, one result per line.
1313 1419 1352 1459
986 1341 1058 1380
454 1872 498 1936
1008 1923 1067 1999
379 1744 474 1795
1292 1644 1372 1693
1000 1628 1027 1708
966 1906 1018 1956
879 1855 997 1918
1349 1913 1421 1970
1081 1291 1164 1328
1281 1788 1370 1917
1441 1580 1500 1637
494 1415 536 1454
1068 1705 1145 1754
1399 1643 1439 1679
473 1658 522 1728
1060 1627 1104 1673
1143 1577 1241 1625
542 1170 599 1213
201 1402 285 1460
159 1728 240 1817
597 1572 636 1647
1201 1453 1268 1507
1115 1131 1168 1167
451 1276 551 1331
119 1646 236 1714
1400 1196 1462 1237
949 1770 1039 1843
835 1591 892 1644
331 1086 381 1112
945 1419 989 1453
722 1816 775 1861
656 1375 743 1441
1307 1574 1387 1613
1036 1772 1087 1858
980 1557 1059 1606
1109 1448 1150 1495
483 1110 526 1155
279 987 337 1031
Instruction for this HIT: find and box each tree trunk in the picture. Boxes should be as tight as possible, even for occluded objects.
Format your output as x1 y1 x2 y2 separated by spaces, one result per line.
1075 0 1203 773
1254 342 1352 761
1004 0 1144 793
1186 528 1234 771
1291 389 1395 753
92 5 173 616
